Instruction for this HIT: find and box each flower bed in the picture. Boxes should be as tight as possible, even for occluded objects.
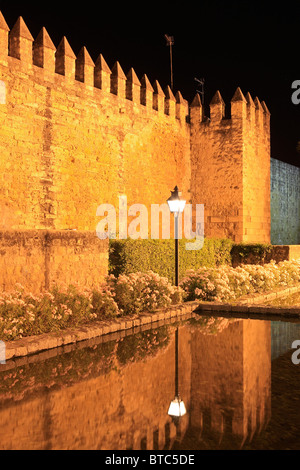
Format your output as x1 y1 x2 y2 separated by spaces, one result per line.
0 272 183 342
1 259 300 342
180 259 300 302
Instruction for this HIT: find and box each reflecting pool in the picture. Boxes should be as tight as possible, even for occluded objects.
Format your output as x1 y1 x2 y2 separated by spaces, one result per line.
0 313 300 450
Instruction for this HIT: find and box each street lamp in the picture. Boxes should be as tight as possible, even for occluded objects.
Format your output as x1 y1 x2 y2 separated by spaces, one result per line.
167 187 186 426
167 186 186 287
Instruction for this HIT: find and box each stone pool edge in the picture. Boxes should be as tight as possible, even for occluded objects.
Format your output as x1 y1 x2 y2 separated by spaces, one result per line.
195 283 300 317
4 301 199 361
4 283 300 361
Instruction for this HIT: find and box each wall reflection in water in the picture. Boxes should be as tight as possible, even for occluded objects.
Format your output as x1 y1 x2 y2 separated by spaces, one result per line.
0 316 272 450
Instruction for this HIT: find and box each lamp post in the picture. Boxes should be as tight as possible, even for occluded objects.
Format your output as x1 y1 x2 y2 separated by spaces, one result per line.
167 186 186 428
167 186 186 287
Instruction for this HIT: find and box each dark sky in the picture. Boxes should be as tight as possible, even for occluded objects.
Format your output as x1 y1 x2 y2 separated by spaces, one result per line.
0 0 299 167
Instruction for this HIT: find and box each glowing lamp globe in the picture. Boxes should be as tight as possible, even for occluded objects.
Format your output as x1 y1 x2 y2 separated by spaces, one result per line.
167 186 186 214
168 396 186 418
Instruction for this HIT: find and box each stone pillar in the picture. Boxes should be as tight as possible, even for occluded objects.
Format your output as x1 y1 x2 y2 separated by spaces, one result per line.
126 67 141 103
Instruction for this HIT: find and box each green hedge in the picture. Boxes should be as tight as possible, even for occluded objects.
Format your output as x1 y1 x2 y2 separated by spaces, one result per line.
109 239 276 284
109 238 234 284
231 242 273 266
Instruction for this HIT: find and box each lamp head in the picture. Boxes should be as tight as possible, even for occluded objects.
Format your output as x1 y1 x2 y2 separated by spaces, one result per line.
167 186 186 214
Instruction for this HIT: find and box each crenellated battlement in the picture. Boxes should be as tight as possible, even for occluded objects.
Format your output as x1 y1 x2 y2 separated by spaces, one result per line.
0 12 189 123
190 86 270 136
0 11 271 130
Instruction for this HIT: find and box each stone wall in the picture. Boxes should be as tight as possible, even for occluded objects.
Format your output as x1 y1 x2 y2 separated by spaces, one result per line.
1 12 295 292
0 15 191 234
231 244 300 267
271 158 300 245
0 13 272 242
0 230 108 293
0 13 192 291
190 89 270 243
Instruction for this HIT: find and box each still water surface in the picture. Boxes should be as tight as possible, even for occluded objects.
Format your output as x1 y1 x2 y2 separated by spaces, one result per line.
0 313 300 450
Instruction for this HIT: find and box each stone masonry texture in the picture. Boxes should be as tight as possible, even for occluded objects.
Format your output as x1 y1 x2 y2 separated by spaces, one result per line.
0 12 298 292
0 230 108 293
190 90 271 243
271 158 300 245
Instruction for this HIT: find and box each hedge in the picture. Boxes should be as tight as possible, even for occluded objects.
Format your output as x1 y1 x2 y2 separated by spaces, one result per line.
231 243 273 266
109 238 234 284
109 239 276 283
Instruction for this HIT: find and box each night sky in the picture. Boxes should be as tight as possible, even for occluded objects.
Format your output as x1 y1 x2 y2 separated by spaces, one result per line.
0 0 299 167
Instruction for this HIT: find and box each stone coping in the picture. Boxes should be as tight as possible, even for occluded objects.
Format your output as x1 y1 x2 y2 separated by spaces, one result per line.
3 282 300 362
3 302 199 362
0 311 197 372
194 283 300 319
235 283 300 305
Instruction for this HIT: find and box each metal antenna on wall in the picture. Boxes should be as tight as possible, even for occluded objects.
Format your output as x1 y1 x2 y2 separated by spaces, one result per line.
165 34 175 90
194 77 205 106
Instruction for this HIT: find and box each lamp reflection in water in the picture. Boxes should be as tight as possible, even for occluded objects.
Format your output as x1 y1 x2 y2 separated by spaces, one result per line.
168 327 186 426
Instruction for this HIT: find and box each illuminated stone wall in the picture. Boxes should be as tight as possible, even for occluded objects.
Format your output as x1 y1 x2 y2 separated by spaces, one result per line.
0 14 192 290
0 15 191 233
190 89 271 243
0 12 277 291
0 13 272 241
0 230 108 292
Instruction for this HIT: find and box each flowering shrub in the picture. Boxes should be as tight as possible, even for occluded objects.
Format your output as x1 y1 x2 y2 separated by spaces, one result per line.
89 285 120 318
0 284 100 341
0 272 183 341
180 259 300 302
106 271 183 315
